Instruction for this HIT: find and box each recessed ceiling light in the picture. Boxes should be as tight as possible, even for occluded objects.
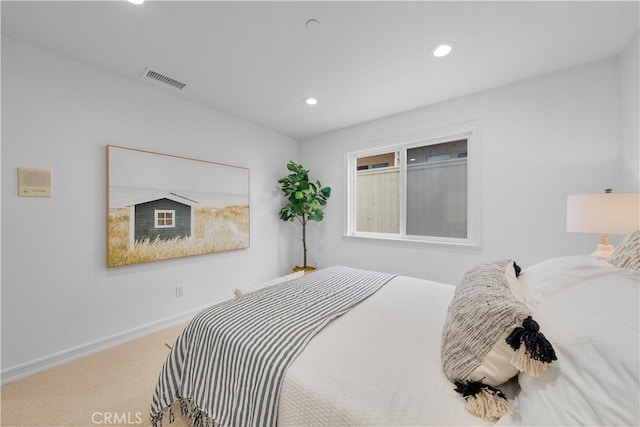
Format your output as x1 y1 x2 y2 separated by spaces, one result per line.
432 43 454 58
304 97 318 106
127 0 144 5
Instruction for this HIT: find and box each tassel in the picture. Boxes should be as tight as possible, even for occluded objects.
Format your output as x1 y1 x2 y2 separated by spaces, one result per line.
513 261 521 277
150 413 163 427
511 345 548 377
454 380 513 421
179 398 196 416
193 411 203 427
466 388 514 421
506 316 557 375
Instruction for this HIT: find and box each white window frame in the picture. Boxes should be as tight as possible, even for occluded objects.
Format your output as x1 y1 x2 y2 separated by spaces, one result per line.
154 209 176 228
345 121 482 250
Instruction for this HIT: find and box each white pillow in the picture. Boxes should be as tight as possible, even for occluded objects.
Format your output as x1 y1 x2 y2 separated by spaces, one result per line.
508 265 639 426
518 255 616 307
234 271 305 298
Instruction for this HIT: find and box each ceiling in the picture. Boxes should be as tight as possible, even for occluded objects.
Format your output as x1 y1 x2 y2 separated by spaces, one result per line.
2 1 638 140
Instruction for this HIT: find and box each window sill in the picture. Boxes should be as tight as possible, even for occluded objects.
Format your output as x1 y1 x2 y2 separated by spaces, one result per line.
342 233 482 253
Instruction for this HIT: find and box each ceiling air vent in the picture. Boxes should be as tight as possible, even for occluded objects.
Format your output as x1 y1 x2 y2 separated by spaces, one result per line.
142 67 187 90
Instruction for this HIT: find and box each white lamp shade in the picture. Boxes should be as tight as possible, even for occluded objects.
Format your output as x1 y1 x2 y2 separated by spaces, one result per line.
567 193 640 235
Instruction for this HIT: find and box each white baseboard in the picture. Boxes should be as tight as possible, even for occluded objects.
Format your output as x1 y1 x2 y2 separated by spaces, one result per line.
1 307 205 385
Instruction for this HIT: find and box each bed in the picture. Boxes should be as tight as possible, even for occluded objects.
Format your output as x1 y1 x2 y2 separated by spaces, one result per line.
150 232 639 427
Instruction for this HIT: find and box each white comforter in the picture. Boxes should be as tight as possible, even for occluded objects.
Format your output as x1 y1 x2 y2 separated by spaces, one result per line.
278 275 491 427
236 254 638 426
500 256 639 426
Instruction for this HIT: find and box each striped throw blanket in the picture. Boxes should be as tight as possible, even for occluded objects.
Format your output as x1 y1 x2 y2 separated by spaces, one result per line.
150 266 396 427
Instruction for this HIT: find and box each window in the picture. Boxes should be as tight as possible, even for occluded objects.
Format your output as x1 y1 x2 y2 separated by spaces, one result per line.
346 121 481 248
155 210 175 228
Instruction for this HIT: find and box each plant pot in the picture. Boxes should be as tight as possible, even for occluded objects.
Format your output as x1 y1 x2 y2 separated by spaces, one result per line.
292 266 317 274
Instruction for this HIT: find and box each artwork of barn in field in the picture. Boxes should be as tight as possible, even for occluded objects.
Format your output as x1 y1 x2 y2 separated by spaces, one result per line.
107 145 250 267
131 192 197 244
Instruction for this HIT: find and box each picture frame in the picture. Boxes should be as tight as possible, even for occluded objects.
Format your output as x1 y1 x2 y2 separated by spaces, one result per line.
106 145 250 267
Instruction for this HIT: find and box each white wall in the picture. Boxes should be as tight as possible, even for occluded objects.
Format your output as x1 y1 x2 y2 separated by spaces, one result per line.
620 32 639 192
300 57 625 285
1 37 298 378
3 32 636 381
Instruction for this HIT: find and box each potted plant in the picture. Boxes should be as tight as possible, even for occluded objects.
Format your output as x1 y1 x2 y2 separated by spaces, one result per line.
278 161 331 272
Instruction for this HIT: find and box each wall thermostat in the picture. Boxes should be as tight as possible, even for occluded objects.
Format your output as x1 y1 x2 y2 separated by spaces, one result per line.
18 168 52 197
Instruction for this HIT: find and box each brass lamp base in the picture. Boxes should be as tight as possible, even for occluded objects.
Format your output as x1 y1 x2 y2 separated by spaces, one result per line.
592 234 613 259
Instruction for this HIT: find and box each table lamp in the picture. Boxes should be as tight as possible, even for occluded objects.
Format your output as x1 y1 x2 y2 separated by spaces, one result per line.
566 189 640 258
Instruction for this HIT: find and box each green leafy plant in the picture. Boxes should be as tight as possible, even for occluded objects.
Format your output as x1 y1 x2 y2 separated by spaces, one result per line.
278 161 331 270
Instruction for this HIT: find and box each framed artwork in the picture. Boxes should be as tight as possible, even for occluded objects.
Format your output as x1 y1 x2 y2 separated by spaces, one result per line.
106 145 250 267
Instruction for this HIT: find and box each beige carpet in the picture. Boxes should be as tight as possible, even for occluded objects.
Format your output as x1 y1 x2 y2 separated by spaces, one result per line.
1 322 193 427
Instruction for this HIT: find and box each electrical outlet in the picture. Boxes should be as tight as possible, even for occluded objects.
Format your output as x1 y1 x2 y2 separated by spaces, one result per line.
176 285 184 298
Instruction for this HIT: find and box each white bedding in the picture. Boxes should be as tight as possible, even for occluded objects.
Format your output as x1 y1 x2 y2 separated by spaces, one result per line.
501 255 639 427
278 275 491 427
160 253 638 426
278 255 639 427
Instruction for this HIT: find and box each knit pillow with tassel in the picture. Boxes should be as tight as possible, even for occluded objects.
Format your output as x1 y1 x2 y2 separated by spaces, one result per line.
441 260 557 421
